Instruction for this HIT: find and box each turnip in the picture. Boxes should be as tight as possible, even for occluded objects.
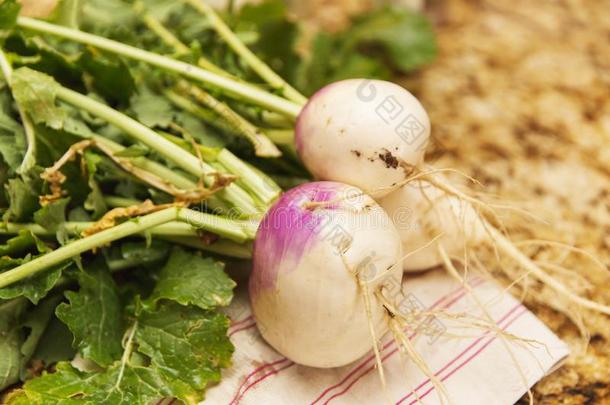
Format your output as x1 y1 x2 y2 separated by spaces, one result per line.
380 180 610 315
295 79 431 197
295 78 610 317
380 180 487 271
249 181 403 368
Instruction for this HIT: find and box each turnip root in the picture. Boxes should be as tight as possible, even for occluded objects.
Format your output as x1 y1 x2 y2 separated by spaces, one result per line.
249 181 403 368
295 79 430 197
382 181 610 315
380 180 487 271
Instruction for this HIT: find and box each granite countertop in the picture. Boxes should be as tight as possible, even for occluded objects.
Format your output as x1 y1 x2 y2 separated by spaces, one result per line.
412 0 610 402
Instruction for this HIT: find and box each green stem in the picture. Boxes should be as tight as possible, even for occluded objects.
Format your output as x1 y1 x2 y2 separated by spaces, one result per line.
161 236 252 259
164 90 228 131
176 209 251 240
0 207 256 289
0 219 254 259
235 105 294 128
58 87 198 175
55 0 82 29
103 196 140 208
265 129 295 146
17 17 302 118
0 209 175 289
55 85 258 215
92 135 228 212
176 81 281 157
134 1 234 78
160 132 281 204
115 321 137 388
184 0 308 105
217 149 281 203
93 136 194 189
0 216 253 241
0 50 37 174
258 111 294 128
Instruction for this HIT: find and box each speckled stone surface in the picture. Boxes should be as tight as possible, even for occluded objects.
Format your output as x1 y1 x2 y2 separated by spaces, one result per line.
411 1 610 403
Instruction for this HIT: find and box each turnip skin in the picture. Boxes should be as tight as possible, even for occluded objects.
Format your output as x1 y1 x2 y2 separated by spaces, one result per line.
379 181 487 272
295 79 431 197
250 181 403 368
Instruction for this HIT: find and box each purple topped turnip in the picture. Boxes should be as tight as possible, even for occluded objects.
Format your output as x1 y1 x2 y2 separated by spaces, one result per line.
250 181 403 368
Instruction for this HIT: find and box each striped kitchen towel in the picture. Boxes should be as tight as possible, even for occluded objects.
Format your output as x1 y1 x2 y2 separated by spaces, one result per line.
205 269 570 405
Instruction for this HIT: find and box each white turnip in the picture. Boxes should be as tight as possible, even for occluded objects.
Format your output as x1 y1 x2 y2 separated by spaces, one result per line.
295 79 430 197
380 180 487 271
249 181 403 368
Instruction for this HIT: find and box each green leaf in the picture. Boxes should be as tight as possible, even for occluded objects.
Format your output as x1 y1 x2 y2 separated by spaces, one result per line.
295 7 436 95
0 232 58 304
82 152 106 219
141 0 183 22
0 298 27 391
237 0 299 84
51 0 82 29
77 50 136 106
81 0 137 36
0 295 59 391
136 302 233 392
14 361 178 405
2 390 29 404
33 126 94 208
5 34 84 90
0 134 23 171
19 294 63 379
3 177 40 222
30 314 76 368
176 111 226 148
0 259 69 304
55 261 123 367
130 86 174 128
104 240 170 272
33 197 70 232
14 303 233 404
11 67 64 129
0 0 20 41
348 7 437 72
11 361 99 403
238 0 287 23
0 230 39 257
149 247 235 310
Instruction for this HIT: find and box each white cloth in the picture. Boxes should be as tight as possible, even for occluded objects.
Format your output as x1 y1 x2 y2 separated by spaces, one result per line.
205 269 570 405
